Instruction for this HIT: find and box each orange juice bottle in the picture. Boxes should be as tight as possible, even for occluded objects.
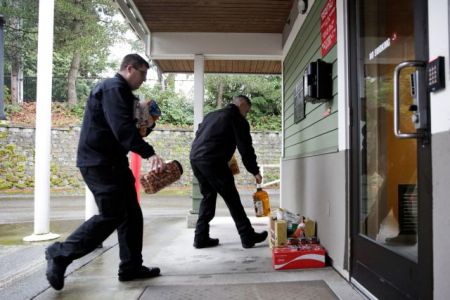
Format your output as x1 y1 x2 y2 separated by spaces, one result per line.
253 184 271 217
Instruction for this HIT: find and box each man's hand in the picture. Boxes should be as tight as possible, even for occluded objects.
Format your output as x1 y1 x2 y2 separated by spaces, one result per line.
255 173 262 184
148 154 165 173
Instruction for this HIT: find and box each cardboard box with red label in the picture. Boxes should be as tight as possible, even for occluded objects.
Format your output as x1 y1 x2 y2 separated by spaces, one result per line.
269 218 287 248
272 244 326 270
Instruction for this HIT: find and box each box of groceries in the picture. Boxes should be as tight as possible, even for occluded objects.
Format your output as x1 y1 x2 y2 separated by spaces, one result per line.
272 244 326 270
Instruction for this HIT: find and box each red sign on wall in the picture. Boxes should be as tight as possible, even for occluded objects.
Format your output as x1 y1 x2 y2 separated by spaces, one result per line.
320 0 337 57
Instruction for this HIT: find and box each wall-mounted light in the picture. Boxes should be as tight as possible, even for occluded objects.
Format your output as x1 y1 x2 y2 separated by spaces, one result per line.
298 0 308 14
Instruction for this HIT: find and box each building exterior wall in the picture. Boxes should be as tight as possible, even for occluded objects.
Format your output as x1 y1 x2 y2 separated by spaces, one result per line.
428 0 450 298
282 2 450 293
281 151 348 274
283 0 338 159
430 131 450 299
281 0 348 275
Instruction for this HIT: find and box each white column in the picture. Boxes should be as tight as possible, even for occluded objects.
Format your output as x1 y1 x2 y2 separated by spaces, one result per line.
193 54 204 132
337 0 350 151
188 54 205 227
0 15 6 120
85 185 98 220
24 0 59 242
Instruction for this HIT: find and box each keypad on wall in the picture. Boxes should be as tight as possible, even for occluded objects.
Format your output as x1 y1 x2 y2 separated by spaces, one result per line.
427 56 445 92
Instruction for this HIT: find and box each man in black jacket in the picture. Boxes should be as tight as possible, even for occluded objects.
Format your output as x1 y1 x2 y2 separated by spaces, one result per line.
45 54 165 290
190 95 268 249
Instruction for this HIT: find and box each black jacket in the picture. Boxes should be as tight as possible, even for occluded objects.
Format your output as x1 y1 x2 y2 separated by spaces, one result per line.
77 73 155 167
190 104 259 175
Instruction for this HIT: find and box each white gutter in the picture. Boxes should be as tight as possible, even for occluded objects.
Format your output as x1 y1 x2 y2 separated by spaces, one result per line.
282 0 317 59
114 0 151 57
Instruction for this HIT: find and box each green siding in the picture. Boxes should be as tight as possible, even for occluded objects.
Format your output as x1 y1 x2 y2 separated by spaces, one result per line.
283 0 338 159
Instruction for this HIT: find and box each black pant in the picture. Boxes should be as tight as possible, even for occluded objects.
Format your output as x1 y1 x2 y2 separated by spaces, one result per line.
191 159 254 241
46 165 143 272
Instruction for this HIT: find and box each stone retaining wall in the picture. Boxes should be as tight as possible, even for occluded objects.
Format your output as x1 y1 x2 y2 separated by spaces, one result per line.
0 125 281 191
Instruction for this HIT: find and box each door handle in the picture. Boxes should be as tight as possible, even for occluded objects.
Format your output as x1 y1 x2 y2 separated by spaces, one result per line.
393 61 427 139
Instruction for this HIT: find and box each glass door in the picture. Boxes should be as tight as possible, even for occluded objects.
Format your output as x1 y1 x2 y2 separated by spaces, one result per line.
349 0 432 299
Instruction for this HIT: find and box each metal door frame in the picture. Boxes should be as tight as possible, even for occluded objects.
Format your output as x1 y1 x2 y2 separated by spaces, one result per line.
347 0 433 298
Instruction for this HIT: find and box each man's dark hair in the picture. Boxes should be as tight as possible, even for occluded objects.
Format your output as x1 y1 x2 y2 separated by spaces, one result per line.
233 95 251 106
120 54 150 71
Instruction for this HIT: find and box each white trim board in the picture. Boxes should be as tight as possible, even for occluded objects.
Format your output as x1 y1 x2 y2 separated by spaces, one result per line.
149 32 282 60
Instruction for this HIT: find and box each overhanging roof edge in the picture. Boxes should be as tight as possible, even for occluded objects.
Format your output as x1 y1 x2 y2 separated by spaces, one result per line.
150 32 283 60
115 0 151 57
150 54 283 60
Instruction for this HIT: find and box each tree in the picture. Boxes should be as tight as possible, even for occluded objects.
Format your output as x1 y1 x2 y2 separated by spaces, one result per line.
1 0 127 104
1 0 38 104
53 0 126 105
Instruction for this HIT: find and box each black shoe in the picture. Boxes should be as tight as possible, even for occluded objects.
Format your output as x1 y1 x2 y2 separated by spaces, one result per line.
241 231 268 249
45 249 68 290
118 266 161 282
193 237 219 249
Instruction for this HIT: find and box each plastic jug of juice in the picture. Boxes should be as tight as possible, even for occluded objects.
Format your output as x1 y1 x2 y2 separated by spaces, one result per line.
253 184 271 217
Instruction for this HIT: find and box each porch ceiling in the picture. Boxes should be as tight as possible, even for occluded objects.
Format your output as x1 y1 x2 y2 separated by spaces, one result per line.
134 0 294 33
154 59 282 74
122 0 295 74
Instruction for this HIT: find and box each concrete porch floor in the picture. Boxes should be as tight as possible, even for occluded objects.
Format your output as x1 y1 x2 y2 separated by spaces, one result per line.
0 192 365 299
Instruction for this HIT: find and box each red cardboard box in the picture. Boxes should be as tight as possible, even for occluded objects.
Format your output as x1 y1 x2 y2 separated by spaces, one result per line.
272 245 326 270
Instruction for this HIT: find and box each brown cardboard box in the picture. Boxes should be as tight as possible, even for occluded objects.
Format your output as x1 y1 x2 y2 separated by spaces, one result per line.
269 218 287 248
303 218 315 238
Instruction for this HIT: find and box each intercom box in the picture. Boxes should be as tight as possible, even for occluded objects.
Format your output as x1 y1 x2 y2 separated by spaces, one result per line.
303 59 333 103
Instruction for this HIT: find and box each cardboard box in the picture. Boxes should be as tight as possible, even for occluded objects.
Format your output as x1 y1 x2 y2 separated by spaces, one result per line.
303 218 315 238
269 218 287 248
272 245 326 270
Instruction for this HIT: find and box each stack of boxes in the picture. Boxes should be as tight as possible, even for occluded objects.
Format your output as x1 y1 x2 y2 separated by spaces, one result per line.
269 208 326 270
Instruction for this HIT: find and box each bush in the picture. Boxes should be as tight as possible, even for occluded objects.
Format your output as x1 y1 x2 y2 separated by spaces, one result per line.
137 85 194 127
247 114 281 131
70 98 87 119
5 104 22 115
3 85 12 104
4 79 281 132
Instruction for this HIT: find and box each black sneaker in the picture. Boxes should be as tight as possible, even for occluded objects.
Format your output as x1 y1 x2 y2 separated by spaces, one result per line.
118 266 161 282
45 249 68 290
241 231 268 249
193 237 220 249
